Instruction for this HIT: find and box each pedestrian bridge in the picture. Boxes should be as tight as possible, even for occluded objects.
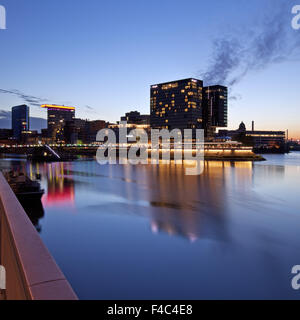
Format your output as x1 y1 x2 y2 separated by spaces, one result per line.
0 172 77 300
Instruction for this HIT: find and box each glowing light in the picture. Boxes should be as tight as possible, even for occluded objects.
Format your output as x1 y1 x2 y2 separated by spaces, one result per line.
41 104 75 111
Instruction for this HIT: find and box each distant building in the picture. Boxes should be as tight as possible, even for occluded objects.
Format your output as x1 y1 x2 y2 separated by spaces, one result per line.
41 128 51 144
150 78 204 132
12 105 30 140
121 111 150 125
218 122 286 149
73 119 86 144
64 121 78 144
0 129 14 146
41 105 75 143
84 120 107 144
203 85 228 138
0 129 13 140
67 119 107 144
21 130 39 144
245 131 286 148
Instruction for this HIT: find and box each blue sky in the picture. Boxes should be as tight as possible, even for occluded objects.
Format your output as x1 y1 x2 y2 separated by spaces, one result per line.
0 0 299 138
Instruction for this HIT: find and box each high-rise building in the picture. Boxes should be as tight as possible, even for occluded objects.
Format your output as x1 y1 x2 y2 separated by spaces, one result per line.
41 105 75 143
12 105 30 140
203 85 228 137
150 78 204 131
150 79 228 138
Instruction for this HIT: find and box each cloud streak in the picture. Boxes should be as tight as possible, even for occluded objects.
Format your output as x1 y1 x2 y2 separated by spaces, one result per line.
0 89 47 107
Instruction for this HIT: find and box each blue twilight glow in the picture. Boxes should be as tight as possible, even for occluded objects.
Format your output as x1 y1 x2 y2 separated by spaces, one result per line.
0 0 299 138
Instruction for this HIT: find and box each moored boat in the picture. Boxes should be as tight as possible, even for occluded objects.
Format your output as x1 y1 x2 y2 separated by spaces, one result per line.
3 171 44 201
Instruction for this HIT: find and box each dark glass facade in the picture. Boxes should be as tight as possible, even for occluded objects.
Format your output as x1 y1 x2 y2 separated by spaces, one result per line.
12 105 30 140
203 85 228 131
150 78 204 131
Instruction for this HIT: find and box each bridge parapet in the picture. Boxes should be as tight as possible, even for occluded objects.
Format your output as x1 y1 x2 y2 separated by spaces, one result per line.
0 173 77 300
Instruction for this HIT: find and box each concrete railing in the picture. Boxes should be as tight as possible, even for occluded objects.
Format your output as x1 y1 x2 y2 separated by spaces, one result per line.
0 172 78 300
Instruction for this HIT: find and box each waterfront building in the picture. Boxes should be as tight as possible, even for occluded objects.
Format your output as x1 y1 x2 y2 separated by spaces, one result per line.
41 105 75 143
150 78 228 138
150 78 204 132
218 122 286 150
12 105 30 140
84 120 107 144
121 111 150 125
64 121 78 145
67 119 107 144
20 130 39 144
0 129 13 140
203 85 228 138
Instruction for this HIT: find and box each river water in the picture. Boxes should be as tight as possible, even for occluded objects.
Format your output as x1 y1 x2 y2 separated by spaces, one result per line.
1 153 300 300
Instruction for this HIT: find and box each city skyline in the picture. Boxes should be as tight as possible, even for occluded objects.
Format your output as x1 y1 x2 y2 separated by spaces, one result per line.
0 0 299 138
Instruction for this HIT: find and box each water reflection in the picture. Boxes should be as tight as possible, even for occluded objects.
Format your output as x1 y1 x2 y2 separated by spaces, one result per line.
21 199 44 233
1 154 300 299
4 159 256 242
142 162 233 242
43 163 75 207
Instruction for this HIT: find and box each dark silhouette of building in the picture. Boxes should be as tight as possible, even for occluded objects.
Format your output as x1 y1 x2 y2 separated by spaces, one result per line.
0 129 13 140
218 122 286 150
12 105 30 140
66 119 107 144
203 85 228 138
64 121 78 144
121 111 150 125
84 120 107 143
20 130 39 144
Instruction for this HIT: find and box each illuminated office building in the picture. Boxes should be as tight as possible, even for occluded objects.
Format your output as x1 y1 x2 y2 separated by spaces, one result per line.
41 105 75 143
150 78 204 131
150 79 228 138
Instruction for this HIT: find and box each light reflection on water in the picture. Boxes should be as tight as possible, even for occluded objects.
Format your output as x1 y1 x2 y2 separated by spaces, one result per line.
1 153 300 299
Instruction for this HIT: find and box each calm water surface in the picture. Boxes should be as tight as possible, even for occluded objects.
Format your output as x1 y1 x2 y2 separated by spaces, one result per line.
1 153 300 299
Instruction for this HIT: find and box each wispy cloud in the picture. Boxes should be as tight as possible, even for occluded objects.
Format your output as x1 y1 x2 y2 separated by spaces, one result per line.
0 88 48 107
0 109 10 118
85 105 94 111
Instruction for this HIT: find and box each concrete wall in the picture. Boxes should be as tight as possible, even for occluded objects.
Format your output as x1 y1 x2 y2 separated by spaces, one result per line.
0 173 77 300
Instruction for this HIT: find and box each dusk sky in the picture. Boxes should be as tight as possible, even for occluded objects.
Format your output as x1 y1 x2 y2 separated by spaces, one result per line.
0 0 299 138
